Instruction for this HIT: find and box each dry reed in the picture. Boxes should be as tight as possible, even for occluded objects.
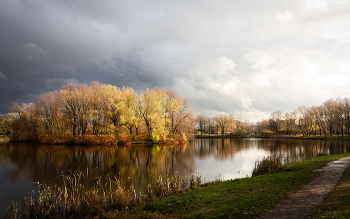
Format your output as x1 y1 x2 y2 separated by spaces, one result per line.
251 156 283 177
5 170 202 218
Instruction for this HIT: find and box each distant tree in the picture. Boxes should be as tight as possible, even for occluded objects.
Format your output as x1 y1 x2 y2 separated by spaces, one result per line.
312 105 327 137
269 110 282 135
214 114 230 135
335 98 346 136
10 102 40 141
323 99 339 136
283 111 297 135
344 97 350 134
297 106 314 136
206 117 215 135
196 115 207 135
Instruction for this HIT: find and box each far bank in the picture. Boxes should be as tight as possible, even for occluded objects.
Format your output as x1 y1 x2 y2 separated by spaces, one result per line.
195 134 350 141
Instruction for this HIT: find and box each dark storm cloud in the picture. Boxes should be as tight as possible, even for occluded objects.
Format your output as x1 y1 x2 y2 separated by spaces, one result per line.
0 1 138 112
0 0 194 113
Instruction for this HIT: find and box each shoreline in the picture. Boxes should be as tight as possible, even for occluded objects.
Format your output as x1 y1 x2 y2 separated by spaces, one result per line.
4 136 189 146
117 153 350 218
194 134 350 140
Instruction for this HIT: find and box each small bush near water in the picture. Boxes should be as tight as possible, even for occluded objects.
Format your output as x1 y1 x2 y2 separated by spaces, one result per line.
251 157 284 177
5 170 202 219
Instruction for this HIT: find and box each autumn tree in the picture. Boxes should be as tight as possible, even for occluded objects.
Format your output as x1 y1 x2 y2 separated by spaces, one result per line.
214 114 230 135
0 113 16 135
10 102 41 141
138 89 168 140
162 89 194 137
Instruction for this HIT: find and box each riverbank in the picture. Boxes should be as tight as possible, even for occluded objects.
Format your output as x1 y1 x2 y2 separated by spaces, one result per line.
107 153 350 218
7 134 189 146
195 134 350 140
5 153 350 218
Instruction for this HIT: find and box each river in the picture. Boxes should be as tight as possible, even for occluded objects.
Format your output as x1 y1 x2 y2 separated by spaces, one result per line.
0 138 349 215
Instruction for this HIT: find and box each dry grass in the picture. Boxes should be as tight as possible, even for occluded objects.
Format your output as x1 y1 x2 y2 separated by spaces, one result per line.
5 170 202 219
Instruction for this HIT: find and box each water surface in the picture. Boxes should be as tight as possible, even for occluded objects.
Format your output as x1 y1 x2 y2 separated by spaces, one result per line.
0 138 349 215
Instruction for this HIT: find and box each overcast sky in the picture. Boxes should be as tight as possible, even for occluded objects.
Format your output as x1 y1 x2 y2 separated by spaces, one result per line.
1 0 350 122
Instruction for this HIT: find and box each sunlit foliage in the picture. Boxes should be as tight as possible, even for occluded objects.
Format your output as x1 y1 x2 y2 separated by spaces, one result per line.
0 113 16 135
8 82 194 144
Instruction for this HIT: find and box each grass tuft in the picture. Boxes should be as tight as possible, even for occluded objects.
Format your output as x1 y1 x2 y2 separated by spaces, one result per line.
251 157 283 177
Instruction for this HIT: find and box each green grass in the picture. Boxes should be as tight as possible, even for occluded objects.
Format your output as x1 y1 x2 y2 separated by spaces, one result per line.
309 161 350 218
118 153 350 219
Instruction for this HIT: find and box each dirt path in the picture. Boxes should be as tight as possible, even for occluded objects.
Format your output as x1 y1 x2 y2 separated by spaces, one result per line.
258 157 350 219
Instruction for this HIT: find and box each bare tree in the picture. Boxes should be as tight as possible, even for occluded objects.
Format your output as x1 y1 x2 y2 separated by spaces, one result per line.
196 115 207 135
269 110 282 135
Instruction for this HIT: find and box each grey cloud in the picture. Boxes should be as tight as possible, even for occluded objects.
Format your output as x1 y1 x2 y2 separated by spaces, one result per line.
44 78 80 89
0 71 7 80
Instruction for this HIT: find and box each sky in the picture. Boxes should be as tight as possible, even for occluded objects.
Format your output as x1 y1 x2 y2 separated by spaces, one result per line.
1 0 350 122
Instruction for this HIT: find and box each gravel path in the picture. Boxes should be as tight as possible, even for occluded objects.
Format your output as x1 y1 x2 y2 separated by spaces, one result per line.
258 157 350 219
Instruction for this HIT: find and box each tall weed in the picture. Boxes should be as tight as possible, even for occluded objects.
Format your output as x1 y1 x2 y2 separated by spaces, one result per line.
251 157 283 177
5 171 202 218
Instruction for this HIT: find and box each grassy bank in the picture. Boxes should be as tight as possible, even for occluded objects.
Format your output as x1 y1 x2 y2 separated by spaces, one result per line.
5 153 350 218
119 153 350 219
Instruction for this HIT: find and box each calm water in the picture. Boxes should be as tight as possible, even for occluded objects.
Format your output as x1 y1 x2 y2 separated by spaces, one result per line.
0 138 350 214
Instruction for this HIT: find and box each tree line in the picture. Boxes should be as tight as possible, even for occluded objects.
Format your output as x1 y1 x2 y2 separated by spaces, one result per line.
7 82 194 144
195 114 252 135
256 97 350 137
3 82 350 142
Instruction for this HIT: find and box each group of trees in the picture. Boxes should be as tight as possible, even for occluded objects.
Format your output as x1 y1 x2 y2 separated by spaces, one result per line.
9 82 194 144
0 113 15 135
195 114 251 135
256 97 350 137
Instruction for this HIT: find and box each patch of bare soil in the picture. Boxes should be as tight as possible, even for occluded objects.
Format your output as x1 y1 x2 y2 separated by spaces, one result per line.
258 157 350 219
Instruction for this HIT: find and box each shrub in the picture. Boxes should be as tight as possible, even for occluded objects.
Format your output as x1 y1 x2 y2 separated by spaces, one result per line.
150 133 160 142
251 157 283 177
117 133 131 145
260 130 273 136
